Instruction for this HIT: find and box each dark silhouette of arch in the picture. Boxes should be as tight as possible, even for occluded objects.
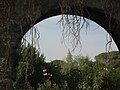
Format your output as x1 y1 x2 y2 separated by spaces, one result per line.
0 0 120 89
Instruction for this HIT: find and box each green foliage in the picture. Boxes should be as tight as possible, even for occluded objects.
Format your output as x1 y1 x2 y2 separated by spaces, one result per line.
15 46 120 90
14 44 45 90
37 79 59 90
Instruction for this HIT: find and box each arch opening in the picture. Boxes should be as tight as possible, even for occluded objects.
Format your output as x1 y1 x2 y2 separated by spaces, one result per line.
14 1 120 89
1 1 120 90
20 15 118 61
15 15 119 90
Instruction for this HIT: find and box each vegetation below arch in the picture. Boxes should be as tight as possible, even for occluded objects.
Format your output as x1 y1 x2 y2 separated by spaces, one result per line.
14 44 120 90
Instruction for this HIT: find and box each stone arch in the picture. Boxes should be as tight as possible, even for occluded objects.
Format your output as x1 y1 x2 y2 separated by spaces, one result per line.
1 0 120 89
18 0 120 50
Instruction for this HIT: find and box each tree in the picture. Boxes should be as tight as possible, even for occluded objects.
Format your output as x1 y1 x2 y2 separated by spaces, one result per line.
14 44 45 90
95 51 120 68
14 46 120 90
66 49 73 63
95 51 120 90
43 60 66 89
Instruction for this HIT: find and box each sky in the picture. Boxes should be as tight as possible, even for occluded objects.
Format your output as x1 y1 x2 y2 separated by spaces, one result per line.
26 15 118 61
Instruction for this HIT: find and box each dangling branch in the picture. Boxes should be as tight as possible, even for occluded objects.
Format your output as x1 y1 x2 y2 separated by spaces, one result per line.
59 0 89 51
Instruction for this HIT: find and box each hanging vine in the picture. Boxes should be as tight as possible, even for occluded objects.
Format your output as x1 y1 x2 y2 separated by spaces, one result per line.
59 0 90 51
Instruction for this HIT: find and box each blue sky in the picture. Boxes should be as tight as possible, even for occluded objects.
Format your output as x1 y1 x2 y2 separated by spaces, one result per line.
28 15 118 61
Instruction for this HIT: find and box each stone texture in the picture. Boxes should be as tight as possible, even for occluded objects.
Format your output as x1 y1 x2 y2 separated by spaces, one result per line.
0 0 120 89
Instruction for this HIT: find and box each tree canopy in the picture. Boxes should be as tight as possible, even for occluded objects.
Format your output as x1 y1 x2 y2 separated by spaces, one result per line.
14 44 120 90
